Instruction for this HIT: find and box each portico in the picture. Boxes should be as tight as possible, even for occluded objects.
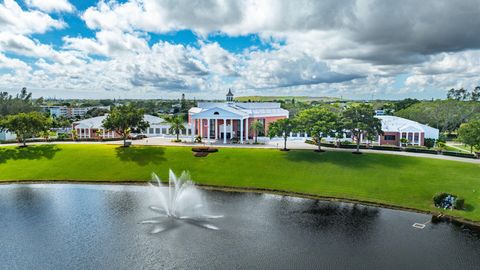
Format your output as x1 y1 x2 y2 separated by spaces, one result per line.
190 110 250 144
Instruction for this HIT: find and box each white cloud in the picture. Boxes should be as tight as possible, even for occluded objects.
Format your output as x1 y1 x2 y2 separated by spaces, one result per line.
0 32 56 58
63 30 149 56
0 0 66 34
0 53 31 72
3 0 480 99
25 0 74 13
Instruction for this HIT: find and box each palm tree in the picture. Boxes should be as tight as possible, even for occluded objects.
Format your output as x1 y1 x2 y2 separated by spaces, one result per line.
165 115 186 141
249 120 264 144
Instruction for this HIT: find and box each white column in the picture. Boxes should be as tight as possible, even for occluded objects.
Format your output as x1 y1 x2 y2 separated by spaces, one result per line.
223 118 227 144
245 118 249 141
290 132 293 137
199 119 203 138
214 119 218 140
240 118 244 144
360 133 363 143
207 118 210 143
192 120 195 140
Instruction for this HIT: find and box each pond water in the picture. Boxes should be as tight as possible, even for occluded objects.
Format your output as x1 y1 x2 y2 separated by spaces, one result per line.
0 184 479 270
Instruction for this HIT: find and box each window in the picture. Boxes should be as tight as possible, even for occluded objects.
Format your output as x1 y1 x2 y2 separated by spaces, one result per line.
149 128 154 134
155 128 161 134
213 111 219 115
384 135 396 141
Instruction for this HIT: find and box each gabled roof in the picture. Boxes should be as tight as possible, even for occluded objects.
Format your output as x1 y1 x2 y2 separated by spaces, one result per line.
73 114 165 129
376 115 439 139
189 102 289 118
226 88 234 96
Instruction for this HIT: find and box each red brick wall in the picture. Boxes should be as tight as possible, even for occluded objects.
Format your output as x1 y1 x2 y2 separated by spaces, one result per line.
379 132 400 146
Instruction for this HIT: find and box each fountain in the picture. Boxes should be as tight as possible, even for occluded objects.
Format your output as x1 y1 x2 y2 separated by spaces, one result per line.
141 170 223 234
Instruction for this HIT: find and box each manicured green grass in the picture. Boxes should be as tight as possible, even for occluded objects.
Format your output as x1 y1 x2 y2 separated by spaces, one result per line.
1 144 480 221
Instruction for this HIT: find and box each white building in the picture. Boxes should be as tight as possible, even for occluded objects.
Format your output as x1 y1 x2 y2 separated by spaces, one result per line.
72 114 191 139
0 131 16 141
188 90 289 144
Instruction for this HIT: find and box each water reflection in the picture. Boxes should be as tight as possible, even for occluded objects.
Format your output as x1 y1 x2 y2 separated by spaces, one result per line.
0 184 479 270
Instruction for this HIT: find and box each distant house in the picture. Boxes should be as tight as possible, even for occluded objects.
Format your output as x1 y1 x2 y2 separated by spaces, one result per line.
188 89 289 144
72 114 191 139
375 116 439 146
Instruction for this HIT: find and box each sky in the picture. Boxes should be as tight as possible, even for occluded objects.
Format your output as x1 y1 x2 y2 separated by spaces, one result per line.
1 0 480 100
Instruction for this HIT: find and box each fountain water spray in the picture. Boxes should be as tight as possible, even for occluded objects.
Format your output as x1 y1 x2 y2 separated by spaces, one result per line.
141 170 223 234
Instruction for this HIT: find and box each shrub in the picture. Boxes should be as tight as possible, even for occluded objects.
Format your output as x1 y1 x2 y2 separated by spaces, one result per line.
455 198 465 210
194 136 202 143
424 138 435 149
433 193 465 210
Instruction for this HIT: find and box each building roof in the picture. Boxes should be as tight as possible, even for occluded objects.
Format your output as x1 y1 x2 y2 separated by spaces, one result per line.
73 114 165 129
376 115 439 139
226 88 234 96
189 102 289 118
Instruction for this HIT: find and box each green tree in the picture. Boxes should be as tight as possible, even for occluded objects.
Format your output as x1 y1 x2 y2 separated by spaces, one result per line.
102 104 149 147
268 118 295 150
296 107 340 152
471 86 480 102
457 120 480 153
164 114 186 141
395 100 480 133
0 87 38 116
249 120 264 144
0 112 51 147
342 104 383 153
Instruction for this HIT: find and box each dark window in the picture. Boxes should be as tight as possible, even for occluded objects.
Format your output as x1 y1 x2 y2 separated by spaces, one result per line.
213 112 219 115
384 135 396 141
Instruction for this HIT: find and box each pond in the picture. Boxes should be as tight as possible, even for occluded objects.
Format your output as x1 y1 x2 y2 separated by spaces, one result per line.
0 184 479 269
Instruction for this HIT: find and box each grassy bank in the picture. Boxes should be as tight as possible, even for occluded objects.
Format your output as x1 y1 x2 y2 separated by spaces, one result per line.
1 144 479 221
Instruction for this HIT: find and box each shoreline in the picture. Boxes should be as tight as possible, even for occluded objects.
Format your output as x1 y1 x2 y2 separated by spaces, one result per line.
1 179 479 229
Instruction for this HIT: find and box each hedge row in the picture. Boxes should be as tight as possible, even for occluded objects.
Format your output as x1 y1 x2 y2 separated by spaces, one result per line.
404 148 439 154
371 145 402 151
303 140 478 159
441 151 477 159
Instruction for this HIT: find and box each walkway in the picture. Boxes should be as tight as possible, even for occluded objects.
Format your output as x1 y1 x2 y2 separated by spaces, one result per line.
2 137 479 164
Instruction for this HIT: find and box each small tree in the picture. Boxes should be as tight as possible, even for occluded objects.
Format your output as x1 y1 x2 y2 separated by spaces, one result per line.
95 129 103 141
40 130 56 141
296 107 340 152
342 104 382 153
0 112 51 147
268 118 295 151
71 129 78 141
250 120 264 144
400 138 409 147
102 104 149 147
164 115 186 141
457 120 480 153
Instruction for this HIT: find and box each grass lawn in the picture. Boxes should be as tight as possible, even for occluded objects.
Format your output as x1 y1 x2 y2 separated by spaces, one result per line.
1 144 480 222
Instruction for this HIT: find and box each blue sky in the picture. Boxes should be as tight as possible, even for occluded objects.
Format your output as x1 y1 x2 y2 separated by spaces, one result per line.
1 0 479 99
